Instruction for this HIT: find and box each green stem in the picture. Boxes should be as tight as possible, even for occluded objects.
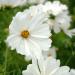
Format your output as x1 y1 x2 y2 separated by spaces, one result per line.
4 46 9 75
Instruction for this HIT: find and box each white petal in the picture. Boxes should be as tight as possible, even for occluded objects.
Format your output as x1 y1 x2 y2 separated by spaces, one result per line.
70 69 75 75
30 23 51 38
30 37 52 51
22 64 40 75
27 39 42 59
54 66 70 75
9 11 32 34
16 39 31 56
29 13 48 31
37 57 60 75
6 34 21 50
45 57 60 75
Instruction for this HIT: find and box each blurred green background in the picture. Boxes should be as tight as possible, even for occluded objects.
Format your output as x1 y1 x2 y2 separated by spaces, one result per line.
0 0 75 75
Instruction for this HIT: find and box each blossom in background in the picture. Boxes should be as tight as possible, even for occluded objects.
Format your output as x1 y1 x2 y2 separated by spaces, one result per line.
6 6 52 59
0 0 47 8
44 1 68 15
47 10 71 33
27 0 47 4
0 0 27 7
46 1 71 32
22 57 72 75
7 0 27 7
43 1 74 37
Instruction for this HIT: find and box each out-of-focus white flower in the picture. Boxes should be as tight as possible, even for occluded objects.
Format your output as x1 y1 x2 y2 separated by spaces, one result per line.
70 69 75 75
7 0 27 7
0 0 47 8
44 1 71 36
0 0 27 8
22 57 71 75
42 46 57 59
6 6 52 59
27 0 47 4
44 1 68 15
47 11 71 33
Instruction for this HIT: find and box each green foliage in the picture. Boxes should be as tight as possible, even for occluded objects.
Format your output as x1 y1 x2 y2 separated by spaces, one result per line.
0 0 75 75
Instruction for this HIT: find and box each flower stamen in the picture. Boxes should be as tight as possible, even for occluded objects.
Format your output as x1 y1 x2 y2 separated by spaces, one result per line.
21 30 30 38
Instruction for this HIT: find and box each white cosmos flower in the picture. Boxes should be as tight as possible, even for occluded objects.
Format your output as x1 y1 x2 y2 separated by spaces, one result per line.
6 6 52 59
43 1 71 36
22 57 71 75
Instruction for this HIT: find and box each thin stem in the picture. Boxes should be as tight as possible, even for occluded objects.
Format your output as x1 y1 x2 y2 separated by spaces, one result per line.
4 46 9 75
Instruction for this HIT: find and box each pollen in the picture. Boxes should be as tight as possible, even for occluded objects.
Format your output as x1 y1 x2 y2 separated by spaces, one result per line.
21 30 30 38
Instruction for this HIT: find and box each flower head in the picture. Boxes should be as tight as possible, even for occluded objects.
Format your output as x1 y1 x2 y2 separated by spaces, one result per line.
22 57 71 75
44 1 71 35
6 5 52 59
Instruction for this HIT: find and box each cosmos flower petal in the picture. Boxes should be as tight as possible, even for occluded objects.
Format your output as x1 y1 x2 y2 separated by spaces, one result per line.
27 39 42 59
54 66 70 75
6 34 22 50
16 39 31 56
30 23 51 38
30 37 52 51
44 57 60 75
70 69 75 75
9 11 33 34
29 13 48 31
22 64 40 75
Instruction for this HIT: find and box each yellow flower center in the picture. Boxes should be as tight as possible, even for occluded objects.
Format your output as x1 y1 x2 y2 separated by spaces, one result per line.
21 30 30 38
